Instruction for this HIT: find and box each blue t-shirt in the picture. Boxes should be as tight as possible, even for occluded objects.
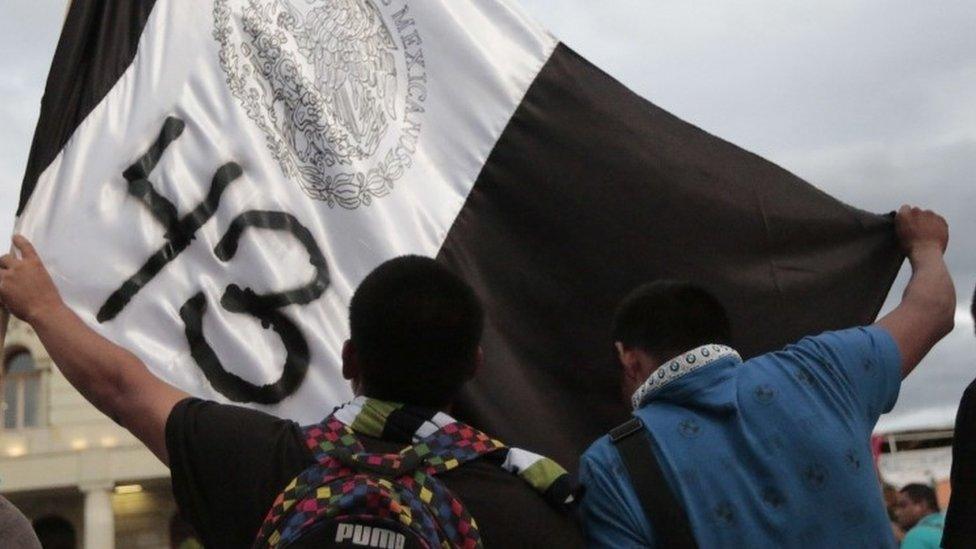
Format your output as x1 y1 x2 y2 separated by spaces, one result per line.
579 326 902 548
901 513 944 548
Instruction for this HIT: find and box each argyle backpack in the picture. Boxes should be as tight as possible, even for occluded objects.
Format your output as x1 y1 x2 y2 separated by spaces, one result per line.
253 415 507 549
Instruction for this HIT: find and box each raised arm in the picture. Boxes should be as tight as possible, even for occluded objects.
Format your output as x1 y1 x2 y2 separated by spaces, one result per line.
876 205 955 379
0 235 187 464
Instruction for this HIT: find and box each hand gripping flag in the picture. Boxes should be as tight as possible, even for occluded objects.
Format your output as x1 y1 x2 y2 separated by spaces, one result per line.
15 0 902 470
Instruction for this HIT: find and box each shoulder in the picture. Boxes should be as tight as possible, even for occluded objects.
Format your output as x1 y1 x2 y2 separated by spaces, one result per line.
165 397 310 480
962 378 976 401
902 514 945 546
582 434 616 466
576 427 656 547
164 399 314 548
439 452 584 547
580 433 622 482
167 397 303 436
919 512 946 529
0 496 40 548
792 325 900 360
745 326 901 379
578 431 634 502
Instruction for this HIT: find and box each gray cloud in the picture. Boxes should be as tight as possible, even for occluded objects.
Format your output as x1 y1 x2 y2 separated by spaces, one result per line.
0 0 66 243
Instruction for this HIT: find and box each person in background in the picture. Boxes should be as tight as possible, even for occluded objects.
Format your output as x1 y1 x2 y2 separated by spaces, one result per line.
0 496 40 549
895 484 944 548
883 481 907 542
31 515 76 549
941 283 976 548
577 206 955 547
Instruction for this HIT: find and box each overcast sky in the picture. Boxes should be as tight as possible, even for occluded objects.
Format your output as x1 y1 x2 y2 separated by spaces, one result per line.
1 1 974 432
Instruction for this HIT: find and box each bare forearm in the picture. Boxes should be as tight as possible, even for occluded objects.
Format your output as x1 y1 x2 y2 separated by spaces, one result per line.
877 245 955 378
26 300 187 464
1 236 184 464
28 302 143 424
902 246 956 332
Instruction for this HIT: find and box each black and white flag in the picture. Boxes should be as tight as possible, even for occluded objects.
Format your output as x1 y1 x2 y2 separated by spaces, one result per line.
16 0 901 469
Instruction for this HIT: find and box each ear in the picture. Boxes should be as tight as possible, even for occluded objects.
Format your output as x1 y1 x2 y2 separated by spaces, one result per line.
616 342 644 386
341 340 358 381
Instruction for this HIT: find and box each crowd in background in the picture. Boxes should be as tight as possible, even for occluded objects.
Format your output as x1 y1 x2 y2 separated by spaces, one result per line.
0 207 972 548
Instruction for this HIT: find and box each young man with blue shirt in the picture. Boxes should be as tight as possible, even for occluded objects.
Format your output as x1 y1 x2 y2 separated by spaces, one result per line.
579 205 955 547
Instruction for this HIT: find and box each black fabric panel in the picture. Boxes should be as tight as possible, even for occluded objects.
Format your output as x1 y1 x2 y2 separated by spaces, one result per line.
17 0 158 216
437 43 903 472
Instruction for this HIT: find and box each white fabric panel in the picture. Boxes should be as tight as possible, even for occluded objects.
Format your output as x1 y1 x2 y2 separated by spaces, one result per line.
15 0 556 422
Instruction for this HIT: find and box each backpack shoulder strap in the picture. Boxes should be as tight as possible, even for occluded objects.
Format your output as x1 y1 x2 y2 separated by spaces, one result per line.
609 417 698 548
302 415 365 464
255 417 371 547
413 422 506 474
419 423 576 508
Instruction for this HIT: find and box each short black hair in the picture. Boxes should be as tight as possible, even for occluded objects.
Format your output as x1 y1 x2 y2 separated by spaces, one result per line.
613 280 732 361
32 515 77 549
900 483 939 512
349 256 484 408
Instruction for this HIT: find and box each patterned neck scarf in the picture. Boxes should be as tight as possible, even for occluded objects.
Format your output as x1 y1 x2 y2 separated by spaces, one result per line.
631 344 741 410
333 396 575 505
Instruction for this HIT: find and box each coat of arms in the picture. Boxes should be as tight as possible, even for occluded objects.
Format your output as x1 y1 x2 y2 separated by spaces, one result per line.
213 0 427 208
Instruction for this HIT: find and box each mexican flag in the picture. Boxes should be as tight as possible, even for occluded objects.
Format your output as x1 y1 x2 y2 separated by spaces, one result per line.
13 0 901 469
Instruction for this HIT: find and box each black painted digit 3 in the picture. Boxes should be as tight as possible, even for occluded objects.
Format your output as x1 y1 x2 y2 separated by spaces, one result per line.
180 210 329 404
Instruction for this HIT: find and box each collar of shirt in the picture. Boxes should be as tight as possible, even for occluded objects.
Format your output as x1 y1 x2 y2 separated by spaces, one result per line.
631 344 742 410
917 512 945 528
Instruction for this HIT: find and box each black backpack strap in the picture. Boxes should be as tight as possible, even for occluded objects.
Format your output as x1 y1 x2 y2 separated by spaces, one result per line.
609 417 698 548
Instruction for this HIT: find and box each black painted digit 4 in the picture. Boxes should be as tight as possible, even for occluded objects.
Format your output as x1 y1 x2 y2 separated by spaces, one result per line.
99 117 329 404
97 117 240 323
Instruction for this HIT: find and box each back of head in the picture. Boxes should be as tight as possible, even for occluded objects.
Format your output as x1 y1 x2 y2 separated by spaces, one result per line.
349 256 484 409
32 515 77 549
613 280 732 361
900 483 939 513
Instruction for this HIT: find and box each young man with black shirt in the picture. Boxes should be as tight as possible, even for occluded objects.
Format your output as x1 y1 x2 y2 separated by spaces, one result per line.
0 246 582 548
942 285 976 548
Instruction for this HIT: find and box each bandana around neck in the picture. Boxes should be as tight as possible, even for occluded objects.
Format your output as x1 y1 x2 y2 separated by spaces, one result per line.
332 396 575 504
332 396 457 444
631 344 741 410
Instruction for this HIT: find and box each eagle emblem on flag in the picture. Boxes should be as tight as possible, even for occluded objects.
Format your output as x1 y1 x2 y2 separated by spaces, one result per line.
214 0 425 209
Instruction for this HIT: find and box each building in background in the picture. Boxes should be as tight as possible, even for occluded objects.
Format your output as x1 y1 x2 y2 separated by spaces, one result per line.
878 429 955 509
0 317 182 549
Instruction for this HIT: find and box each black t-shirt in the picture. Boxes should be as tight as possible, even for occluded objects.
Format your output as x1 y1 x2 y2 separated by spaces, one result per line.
165 398 584 548
944 377 976 548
